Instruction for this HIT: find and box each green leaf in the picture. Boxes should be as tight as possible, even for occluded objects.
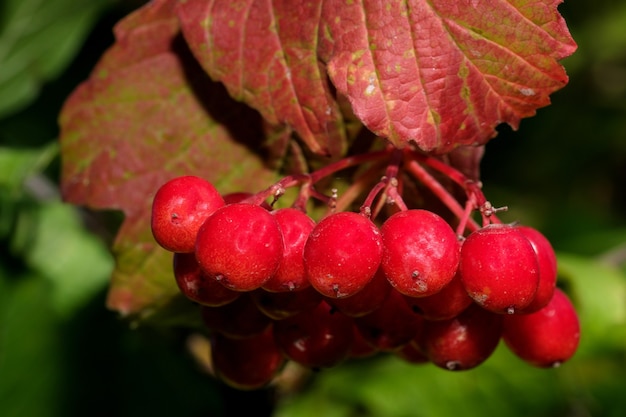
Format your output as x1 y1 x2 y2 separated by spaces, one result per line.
0 272 64 417
10 200 114 317
58 0 280 319
556 252 626 356
0 142 58 192
0 0 110 117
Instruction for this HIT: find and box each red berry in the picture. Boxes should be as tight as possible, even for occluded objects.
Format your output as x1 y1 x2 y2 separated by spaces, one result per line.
172 252 240 306
263 208 316 292
403 272 473 321
349 324 379 359
354 289 423 352
251 286 321 320
151 176 224 253
273 301 354 368
210 327 285 390
502 288 580 368
328 267 392 317
416 304 503 371
195 203 283 292
200 294 271 339
395 341 429 364
459 224 540 314
304 211 382 298
514 225 558 313
381 209 460 297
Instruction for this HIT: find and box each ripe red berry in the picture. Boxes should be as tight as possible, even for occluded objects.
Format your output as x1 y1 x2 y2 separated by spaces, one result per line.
502 288 580 368
403 272 473 321
354 289 423 352
514 225 558 313
304 211 383 298
263 208 316 292
273 301 354 368
395 340 429 364
172 252 240 307
416 304 503 371
195 203 283 292
151 176 224 253
210 327 285 390
200 294 271 339
328 267 392 317
459 224 540 314
251 286 321 320
380 209 460 297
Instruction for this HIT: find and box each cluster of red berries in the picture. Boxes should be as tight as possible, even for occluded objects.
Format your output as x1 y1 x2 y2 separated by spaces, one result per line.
151 174 580 390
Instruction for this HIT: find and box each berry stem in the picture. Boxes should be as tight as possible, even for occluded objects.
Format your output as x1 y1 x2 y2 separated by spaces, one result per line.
404 159 481 233
359 148 405 217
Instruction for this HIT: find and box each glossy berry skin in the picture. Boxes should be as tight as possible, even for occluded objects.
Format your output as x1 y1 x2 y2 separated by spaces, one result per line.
354 289 423 352
304 211 383 298
503 288 580 368
210 327 285 390
151 176 224 253
381 209 460 298
328 267 392 317
263 208 316 292
459 224 540 314
172 253 240 307
273 301 354 368
417 304 503 371
195 203 283 292
403 272 473 321
514 225 558 313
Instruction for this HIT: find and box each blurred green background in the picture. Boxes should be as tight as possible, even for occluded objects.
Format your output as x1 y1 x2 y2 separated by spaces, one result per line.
1 0 624 416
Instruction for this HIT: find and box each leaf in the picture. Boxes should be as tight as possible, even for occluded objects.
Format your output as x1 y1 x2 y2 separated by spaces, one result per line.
176 0 349 157
10 201 114 317
59 0 279 318
557 253 626 356
0 272 64 417
320 0 577 153
0 0 108 117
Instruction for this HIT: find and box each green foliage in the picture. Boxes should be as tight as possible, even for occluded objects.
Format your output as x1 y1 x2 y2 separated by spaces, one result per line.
0 0 109 117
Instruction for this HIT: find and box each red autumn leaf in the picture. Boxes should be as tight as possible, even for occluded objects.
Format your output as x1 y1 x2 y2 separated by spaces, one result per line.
320 0 577 153
176 0 349 157
59 0 279 318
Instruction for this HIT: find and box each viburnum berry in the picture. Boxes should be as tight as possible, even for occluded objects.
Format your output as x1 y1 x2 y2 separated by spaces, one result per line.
210 327 285 390
303 211 383 298
263 208 316 292
151 175 224 253
250 286 322 321
514 225 558 313
502 288 580 368
172 252 240 307
327 267 392 317
195 203 283 292
416 303 503 371
403 272 473 321
380 209 460 298
354 289 423 352
200 294 271 339
459 223 540 314
273 300 354 368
